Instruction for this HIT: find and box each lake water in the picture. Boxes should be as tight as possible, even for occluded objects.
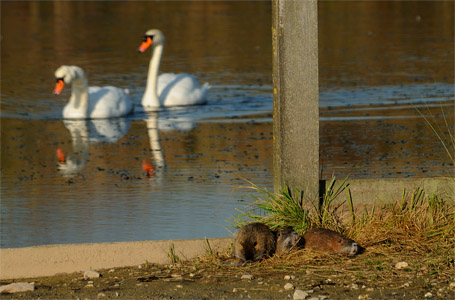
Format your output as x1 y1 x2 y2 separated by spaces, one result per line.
1 1 453 249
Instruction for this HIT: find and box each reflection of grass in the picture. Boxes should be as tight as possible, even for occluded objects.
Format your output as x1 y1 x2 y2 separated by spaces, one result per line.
415 105 454 164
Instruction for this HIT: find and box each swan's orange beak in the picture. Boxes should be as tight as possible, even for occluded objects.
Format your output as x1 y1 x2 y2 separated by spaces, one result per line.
138 36 153 53
142 160 155 177
57 148 66 163
54 78 65 95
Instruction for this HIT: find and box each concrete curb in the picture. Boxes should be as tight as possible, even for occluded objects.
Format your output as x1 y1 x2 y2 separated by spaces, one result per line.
0 238 233 280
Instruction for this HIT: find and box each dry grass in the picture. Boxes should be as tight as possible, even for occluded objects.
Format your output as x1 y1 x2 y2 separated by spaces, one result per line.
226 179 454 278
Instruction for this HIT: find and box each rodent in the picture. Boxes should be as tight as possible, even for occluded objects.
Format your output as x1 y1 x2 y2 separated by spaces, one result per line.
275 227 301 254
302 228 359 256
234 222 276 262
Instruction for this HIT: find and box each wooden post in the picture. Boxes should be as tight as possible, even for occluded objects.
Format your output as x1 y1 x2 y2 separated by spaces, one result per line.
272 0 319 201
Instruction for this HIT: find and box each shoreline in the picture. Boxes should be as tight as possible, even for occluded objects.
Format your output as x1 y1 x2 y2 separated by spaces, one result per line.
0 238 233 280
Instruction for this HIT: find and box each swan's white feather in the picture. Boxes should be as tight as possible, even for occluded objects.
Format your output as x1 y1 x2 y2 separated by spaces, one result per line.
56 65 133 119
158 73 210 106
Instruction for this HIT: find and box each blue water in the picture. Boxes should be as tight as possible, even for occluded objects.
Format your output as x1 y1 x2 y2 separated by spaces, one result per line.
1 1 453 248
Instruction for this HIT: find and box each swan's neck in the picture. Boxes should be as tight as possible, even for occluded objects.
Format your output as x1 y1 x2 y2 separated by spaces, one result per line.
67 77 90 117
142 43 164 108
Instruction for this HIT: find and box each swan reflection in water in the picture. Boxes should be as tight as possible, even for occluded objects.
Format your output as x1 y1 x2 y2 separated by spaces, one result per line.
142 109 199 180
57 118 130 177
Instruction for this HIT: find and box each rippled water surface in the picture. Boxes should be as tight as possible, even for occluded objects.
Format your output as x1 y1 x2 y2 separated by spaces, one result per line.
1 1 454 248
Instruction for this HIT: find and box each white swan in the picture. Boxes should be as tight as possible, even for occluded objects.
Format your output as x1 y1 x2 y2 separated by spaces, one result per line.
138 29 210 108
54 65 133 119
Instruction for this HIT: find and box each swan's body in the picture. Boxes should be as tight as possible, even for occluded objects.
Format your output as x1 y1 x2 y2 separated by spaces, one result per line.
139 29 210 108
54 65 133 119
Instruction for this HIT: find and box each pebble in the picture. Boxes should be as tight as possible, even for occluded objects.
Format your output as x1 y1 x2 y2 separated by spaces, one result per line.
176 284 183 289
350 283 359 290
85 283 94 288
449 282 455 289
358 294 370 300
395 262 409 269
424 292 433 298
293 289 308 299
284 283 295 290
285 275 296 280
84 270 101 279
97 292 106 298
0 282 35 294
241 274 254 280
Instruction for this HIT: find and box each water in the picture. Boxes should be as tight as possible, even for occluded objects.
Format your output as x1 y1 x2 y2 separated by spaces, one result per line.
1 1 453 249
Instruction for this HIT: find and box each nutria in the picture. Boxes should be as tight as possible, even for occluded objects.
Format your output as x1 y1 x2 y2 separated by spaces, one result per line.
302 228 358 256
234 222 276 262
275 227 301 254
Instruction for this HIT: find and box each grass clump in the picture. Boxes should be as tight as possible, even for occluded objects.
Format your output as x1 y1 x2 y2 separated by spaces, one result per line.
234 178 454 255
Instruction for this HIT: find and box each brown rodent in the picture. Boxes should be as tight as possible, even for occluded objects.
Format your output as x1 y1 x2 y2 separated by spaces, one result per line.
234 222 276 262
275 227 301 254
302 228 358 256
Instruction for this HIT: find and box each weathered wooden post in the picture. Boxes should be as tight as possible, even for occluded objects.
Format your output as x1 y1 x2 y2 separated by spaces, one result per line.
272 0 320 201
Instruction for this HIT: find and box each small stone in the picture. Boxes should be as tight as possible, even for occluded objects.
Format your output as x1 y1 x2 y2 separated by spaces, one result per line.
108 269 115 273
350 283 359 290
233 288 238 293
189 273 195 277
285 275 296 280
358 294 370 300
241 274 254 280
395 262 409 269
449 282 455 289
424 292 433 298
115 292 119 297
97 292 106 298
85 283 94 288
293 289 308 299
84 270 101 279
284 283 295 290
0 282 35 294
176 284 183 289
138 265 142 269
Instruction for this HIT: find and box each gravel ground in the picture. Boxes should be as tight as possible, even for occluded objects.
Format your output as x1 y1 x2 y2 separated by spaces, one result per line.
1 252 454 300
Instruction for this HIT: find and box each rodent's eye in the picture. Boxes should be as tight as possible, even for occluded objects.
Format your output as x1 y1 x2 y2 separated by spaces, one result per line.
338 238 342 243
253 241 258 248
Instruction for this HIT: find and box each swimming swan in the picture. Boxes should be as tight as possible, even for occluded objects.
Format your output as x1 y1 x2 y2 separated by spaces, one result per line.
138 29 210 108
54 65 133 119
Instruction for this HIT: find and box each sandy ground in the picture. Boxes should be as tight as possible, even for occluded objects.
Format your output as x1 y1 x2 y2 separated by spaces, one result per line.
1 249 454 299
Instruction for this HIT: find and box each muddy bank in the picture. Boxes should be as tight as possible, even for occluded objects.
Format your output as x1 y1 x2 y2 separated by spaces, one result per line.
1 250 454 300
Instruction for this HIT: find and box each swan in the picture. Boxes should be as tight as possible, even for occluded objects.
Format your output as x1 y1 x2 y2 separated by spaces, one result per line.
138 29 210 108
54 65 133 119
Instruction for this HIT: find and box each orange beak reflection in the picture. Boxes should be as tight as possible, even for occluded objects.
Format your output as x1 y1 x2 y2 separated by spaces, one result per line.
57 148 66 163
54 79 65 95
138 36 153 53
142 160 155 177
